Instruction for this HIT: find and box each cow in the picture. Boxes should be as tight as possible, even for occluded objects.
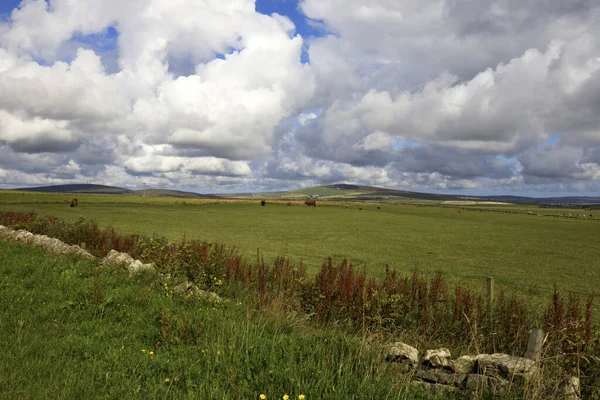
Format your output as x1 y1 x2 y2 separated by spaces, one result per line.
304 200 317 207
344 204 349 209
287 202 292 206
261 200 266 207
70 198 78 207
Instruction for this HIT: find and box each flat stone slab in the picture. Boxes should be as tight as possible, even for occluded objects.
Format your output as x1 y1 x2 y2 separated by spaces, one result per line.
475 353 537 380
386 342 419 366
414 368 467 386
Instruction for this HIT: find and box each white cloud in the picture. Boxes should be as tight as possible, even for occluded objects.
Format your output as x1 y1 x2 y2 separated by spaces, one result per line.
0 0 598 195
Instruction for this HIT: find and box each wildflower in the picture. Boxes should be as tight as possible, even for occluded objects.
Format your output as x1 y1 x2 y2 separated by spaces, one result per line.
260 395 267 400
149 351 154 355
283 395 289 400
174 376 180 382
298 396 305 400
164 378 170 383
141 349 146 352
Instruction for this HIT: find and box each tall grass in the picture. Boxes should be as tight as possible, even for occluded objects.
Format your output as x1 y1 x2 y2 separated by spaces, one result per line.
0 240 438 399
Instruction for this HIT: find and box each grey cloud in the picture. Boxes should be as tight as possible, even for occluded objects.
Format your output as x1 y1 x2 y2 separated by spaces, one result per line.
391 145 518 180
519 145 598 180
7 136 81 153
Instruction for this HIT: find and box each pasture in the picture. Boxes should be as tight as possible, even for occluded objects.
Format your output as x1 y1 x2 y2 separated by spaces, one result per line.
0 190 599 297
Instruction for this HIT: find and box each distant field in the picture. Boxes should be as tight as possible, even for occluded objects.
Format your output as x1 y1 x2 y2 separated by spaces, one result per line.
1 190 599 297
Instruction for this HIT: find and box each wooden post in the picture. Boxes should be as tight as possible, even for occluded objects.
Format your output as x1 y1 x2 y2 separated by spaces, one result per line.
486 277 494 307
525 327 544 361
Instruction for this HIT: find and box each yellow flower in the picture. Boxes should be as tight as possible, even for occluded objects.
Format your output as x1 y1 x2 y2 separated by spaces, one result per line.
164 378 170 383
141 349 146 352
298 395 305 400
259 395 267 400
283 395 289 400
149 351 154 355
174 376 180 382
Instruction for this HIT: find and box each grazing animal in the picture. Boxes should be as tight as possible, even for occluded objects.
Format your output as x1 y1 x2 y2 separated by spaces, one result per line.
458 210 462 214
70 198 78 208
344 204 349 209
261 200 266 207
287 202 292 206
377 206 380 209
304 200 317 207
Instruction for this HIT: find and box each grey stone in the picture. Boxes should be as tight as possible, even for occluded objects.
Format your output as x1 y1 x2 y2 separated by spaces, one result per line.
562 376 580 400
423 348 452 368
450 355 477 374
414 368 467 386
173 281 222 301
385 342 419 366
102 250 154 275
475 353 537 380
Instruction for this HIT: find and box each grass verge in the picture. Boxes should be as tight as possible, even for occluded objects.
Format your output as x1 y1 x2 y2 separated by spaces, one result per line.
0 240 438 400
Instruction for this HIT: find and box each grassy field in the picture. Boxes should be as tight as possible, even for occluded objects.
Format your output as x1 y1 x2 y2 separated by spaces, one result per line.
1 190 599 297
0 240 437 399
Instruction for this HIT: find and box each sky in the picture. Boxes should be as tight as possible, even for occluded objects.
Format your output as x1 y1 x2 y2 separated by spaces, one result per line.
0 0 599 196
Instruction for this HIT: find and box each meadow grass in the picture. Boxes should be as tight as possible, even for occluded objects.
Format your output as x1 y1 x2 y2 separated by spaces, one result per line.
0 240 442 400
1 191 598 299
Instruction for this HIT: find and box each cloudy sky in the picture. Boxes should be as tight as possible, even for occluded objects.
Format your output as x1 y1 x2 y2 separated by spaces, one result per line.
0 0 599 196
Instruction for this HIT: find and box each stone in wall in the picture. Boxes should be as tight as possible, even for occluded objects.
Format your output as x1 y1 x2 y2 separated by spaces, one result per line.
475 353 537 381
102 249 155 275
449 355 477 374
385 342 419 370
423 348 452 368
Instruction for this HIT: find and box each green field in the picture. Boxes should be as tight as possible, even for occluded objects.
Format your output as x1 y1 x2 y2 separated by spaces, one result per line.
0 240 434 399
1 190 599 297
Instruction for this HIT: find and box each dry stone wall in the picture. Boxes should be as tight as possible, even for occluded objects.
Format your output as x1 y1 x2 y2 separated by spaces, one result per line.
385 341 580 399
0 224 95 260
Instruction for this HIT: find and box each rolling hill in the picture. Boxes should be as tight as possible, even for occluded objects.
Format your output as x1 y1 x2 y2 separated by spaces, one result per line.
11 183 600 204
14 184 133 195
14 184 215 199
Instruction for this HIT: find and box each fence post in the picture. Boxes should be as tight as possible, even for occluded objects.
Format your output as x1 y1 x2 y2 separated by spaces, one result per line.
486 277 494 307
525 327 544 361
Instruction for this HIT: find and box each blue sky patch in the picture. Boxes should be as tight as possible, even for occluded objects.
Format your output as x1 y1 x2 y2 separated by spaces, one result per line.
255 0 323 64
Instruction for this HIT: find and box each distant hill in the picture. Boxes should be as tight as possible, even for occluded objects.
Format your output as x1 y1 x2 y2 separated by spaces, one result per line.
476 195 600 205
13 184 217 199
222 184 600 205
239 184 465 202
11 183 599 204
15 184 132 195
131 189 217 199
